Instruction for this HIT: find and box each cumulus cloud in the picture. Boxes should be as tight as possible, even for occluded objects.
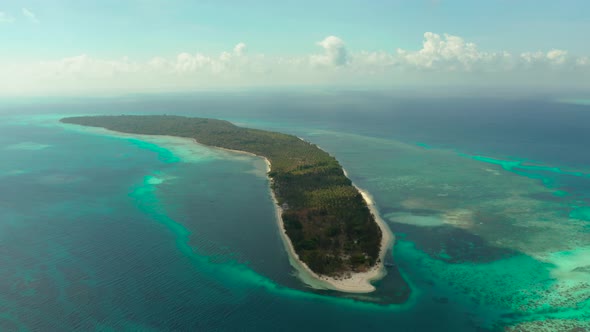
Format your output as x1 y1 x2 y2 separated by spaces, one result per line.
1 33 589 95
0 11 15 23
174 53 213 73
150 42 253 76
22 8 39 24
233 42 247 56
391 32 586 75
546 49 568 64
311 36 349 66
396 32 483 70
38 55 138 78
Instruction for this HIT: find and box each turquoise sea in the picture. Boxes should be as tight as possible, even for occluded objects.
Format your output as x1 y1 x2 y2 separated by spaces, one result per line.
0 92 589 331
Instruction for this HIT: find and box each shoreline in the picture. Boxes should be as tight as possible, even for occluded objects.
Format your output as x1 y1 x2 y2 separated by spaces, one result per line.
267 160 393 293
211 141 394 293
201 140 395 292
63 123 392 293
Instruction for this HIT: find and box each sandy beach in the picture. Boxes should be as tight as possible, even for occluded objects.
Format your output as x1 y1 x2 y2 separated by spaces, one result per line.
199 140 394 293
267 161 393 293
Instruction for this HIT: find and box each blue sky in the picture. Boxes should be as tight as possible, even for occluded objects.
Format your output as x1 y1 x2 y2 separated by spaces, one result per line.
1 0 589 95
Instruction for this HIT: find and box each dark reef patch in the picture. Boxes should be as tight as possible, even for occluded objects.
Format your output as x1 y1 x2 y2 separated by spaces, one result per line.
389 222 517 263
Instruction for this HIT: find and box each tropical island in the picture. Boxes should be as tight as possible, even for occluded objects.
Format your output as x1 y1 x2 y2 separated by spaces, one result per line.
61 115 393 293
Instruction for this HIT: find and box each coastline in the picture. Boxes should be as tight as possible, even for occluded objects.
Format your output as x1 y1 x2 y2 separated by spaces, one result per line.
211 141 394 293
63 123 392 293
266 159 393 293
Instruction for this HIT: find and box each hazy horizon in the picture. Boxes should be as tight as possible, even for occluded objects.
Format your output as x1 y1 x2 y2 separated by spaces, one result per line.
1 1 589 96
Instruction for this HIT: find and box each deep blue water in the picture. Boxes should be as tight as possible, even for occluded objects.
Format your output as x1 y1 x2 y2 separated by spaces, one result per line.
0 92 589 331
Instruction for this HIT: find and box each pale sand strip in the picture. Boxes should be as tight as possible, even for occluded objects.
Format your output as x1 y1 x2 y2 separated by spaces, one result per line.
274 179 394 293
201 141 394 293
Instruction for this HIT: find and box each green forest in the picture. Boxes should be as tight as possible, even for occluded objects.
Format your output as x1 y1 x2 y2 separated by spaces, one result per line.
61 115 382 276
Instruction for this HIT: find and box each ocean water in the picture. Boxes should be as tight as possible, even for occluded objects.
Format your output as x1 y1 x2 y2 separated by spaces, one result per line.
0 93 589 331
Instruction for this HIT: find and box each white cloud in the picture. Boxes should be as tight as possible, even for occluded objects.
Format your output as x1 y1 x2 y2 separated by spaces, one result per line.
396 32 483 70
311 36 349 67
0 11 15 23
392 33 587 75
1 33 589 95
22 8 39 24
546 49 568 64
393 32 522 72
233 42 247 56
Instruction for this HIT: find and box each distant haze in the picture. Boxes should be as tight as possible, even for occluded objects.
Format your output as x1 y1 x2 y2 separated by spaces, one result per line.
0 0 588 96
